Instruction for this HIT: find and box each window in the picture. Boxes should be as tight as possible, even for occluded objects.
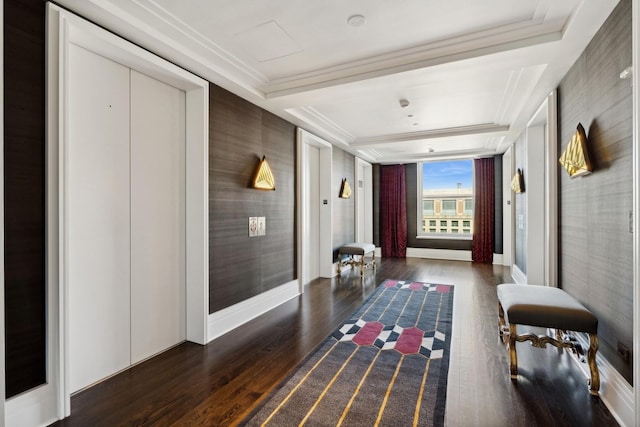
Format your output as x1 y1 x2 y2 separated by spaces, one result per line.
418 160 474 237
442 200 456 215
464 199 473 215
423 200 434 215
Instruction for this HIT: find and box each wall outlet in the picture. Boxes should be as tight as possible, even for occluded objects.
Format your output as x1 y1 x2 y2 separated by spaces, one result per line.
617 341 630 362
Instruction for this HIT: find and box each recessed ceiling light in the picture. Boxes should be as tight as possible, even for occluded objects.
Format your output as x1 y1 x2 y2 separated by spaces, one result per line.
347 14 366 27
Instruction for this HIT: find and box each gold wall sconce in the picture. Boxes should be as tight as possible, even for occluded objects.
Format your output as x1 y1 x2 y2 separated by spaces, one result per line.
511 168 524 193
559 123 592 178
253 156 276 190
339 178 352 198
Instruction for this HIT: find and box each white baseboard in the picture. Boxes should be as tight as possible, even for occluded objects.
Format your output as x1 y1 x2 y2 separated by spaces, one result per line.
511 264 527 284
406 247 472 261
570 334 634 427
6 383 58 427
207 280 300 342
493 254 503 265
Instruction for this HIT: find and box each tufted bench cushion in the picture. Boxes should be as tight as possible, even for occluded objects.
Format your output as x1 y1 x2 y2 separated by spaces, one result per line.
496 283 599 395
337 243 376 276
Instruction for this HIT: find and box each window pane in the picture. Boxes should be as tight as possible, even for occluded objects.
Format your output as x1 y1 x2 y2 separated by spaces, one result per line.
464 199 473 214
420 160 473 235
442 200 456 215
423 199 434 215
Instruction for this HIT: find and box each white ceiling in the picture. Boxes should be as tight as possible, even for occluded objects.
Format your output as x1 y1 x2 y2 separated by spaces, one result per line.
57 0 620 163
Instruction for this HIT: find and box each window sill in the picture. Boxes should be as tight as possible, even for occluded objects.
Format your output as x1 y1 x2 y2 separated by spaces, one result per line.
416 234 472 241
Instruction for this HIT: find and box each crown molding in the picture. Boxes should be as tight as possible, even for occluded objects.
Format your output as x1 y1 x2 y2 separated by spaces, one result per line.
351 123 510 148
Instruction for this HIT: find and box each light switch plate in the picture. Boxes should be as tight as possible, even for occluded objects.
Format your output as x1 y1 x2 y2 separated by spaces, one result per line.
258 217 266 235
249 217 258 237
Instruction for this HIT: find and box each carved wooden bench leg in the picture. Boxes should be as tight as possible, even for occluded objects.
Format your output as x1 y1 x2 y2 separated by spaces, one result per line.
509 324 518 379
498 302 507 341
588 333 600 395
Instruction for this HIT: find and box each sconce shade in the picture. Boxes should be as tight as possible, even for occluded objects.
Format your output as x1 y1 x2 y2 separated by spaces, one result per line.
253 156 276 190
339 178 352 198
511 169 524 193
559 123 592 178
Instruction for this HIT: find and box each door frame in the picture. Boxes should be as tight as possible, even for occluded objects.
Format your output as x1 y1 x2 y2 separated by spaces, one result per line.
46 5 209 419
297 128 333 290
355 157 373 244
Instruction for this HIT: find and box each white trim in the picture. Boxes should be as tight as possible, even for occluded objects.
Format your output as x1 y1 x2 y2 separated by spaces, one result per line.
492 254 504 265
207 280 299 342
297 128 334 286
5 385 58 427
511 264 527 284
406 248 472 262
47 4 209 420
355 157 373 245
570 334 634 427
544 91 558 287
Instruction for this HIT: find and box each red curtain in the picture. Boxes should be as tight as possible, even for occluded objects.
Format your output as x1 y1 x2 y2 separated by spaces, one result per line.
380 164 407 258
472 158 494 263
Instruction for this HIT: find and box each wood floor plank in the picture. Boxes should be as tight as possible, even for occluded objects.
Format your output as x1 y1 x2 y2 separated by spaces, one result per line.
50 258 619 426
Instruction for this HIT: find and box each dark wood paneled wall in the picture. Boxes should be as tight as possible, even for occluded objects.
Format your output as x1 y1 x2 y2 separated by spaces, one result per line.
558 0 632 382
208 85 296 313
331 147 355 260
4 0 47 398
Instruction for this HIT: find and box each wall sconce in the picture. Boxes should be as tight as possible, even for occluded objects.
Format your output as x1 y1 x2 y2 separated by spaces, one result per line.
253 156 275 190
511 169 524 193
339 178 352 198
559 123 592 178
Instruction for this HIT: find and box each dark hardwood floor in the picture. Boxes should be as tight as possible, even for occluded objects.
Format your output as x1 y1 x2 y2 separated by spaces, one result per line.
51 258 618 426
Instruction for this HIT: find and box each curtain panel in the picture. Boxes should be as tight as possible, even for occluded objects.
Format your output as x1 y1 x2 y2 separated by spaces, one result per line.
380 164 407 258
472 158 495 263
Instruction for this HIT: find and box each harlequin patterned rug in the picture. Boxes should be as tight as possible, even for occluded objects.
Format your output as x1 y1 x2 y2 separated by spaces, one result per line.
242 279 454 426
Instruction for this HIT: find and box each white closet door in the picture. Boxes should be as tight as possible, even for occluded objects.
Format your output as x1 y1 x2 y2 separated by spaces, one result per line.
130 70 186 364
67 44 131 392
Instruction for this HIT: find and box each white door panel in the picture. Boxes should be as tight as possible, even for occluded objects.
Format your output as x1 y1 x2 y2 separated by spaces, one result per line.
68 44 131 392
130 70 186 364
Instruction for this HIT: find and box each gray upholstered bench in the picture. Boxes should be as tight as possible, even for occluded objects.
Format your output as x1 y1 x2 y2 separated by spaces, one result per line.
337 243 376 276
496 283 600 395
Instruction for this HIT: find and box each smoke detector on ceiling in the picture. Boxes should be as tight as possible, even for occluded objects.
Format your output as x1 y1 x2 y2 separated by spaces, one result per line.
399 99 410 109
347 14 366 27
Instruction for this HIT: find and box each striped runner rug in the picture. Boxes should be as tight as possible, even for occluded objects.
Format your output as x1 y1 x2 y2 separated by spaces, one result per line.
242 279 454 426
